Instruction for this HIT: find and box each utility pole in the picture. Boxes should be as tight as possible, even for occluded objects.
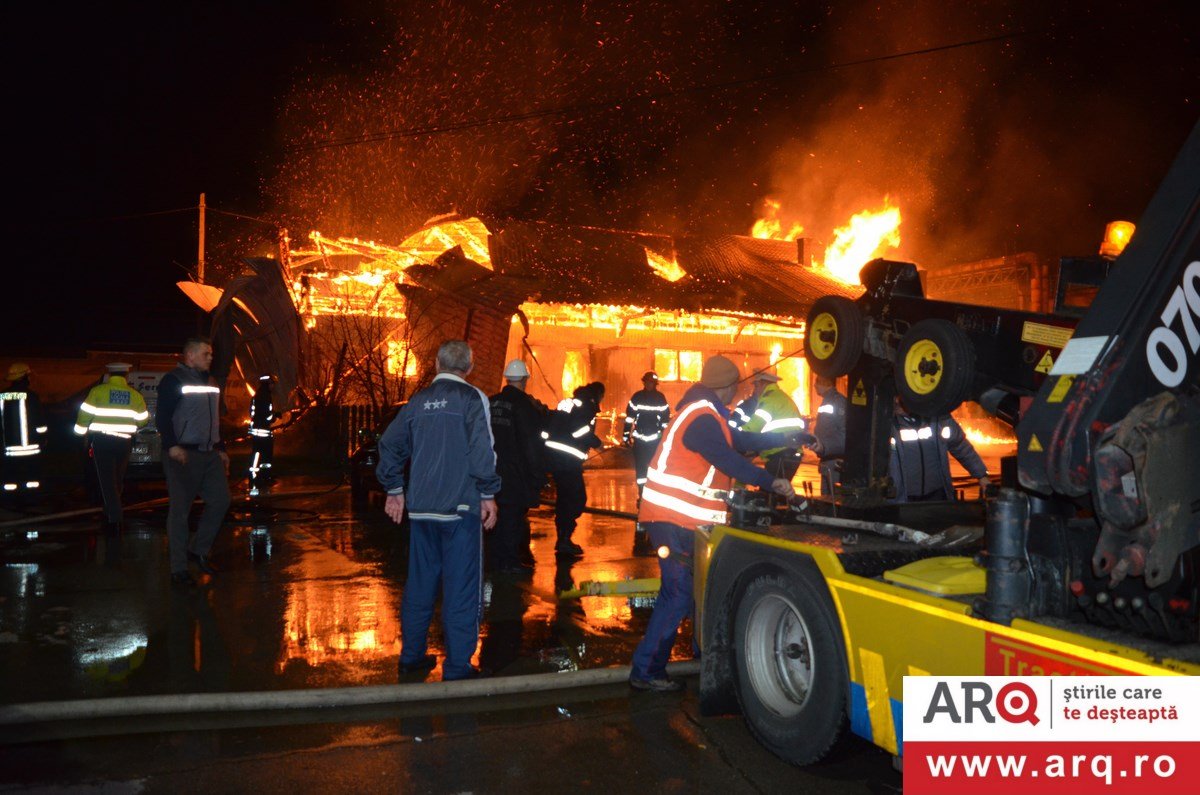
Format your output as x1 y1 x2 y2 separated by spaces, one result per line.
197 192 207 284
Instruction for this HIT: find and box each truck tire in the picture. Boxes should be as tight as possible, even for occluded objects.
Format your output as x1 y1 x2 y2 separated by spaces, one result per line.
894 318 975 416
733 569 848 766
804 296 864 378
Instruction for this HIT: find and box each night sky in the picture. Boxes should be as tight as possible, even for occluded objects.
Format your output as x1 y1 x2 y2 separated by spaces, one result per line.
3 1 1196 354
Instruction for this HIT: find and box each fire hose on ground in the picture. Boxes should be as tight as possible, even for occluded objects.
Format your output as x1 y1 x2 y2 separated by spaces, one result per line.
0 660 700 729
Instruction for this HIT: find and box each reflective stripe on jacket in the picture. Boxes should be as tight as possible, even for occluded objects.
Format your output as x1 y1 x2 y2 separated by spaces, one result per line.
639 399 733 531
74 376 150 439
157 365 222 451
623 389 670 443
740 383 805 457
1 387 46 456
544 397 600 470
249 389 274 438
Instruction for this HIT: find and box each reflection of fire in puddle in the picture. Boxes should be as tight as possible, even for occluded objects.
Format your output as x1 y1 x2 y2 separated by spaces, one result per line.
277 529 403 672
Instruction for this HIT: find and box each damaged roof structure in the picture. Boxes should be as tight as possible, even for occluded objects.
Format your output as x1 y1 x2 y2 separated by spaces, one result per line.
203 216 860 429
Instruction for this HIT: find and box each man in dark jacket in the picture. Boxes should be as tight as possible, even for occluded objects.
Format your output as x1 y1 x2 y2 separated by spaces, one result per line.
377 340 501 680
488 359 547 574
544 381 604 559
808 376 847 496
888 399 991 502
157 337 230 587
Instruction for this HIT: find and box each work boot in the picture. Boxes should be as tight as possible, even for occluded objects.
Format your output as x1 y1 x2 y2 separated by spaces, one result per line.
629 675 684 693
398 654 437 674
556 541 584 559
444 665 491 681
170 571 197 588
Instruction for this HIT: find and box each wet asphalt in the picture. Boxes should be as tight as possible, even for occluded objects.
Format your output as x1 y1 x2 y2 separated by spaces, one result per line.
0 466 903 793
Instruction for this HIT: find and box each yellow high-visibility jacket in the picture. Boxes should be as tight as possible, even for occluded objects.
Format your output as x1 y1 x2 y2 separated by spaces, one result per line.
74 376 150 439
740 383 805 457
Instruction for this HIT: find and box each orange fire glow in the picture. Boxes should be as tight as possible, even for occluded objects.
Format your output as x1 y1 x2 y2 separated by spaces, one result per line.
645 248 687 282
962 424 1017 449
751 198 804 241
562 350 588 397
821 202 902 285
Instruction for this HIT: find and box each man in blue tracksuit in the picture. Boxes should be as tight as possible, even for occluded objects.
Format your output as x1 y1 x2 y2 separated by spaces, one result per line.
377 340 501 680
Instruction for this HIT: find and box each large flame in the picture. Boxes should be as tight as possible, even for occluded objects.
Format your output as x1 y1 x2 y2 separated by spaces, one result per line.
645 248 686 282
821 202 902 285
562 350 588 397
751 198 804 241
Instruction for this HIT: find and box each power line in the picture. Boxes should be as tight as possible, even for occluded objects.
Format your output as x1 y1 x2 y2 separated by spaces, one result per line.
207 207 281 228
285 30 1026 154
90 205 198 222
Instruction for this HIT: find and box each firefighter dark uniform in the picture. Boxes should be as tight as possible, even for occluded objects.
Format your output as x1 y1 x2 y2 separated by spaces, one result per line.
544 382 604 558
888 413 989 502
623 372 670 495
74 363 150 529
810 380 847 496
248 374 275 496
1 363 47 497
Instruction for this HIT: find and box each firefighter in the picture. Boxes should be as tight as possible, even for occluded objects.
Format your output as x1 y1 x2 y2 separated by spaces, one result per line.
74 363 150 531
808 375 847 496
247 374 275 497
544 381 604 559
888 398 991 502
488 359 547 574
623 371 670 495
1 363 47 499
739 371 807 481
629 355 802 692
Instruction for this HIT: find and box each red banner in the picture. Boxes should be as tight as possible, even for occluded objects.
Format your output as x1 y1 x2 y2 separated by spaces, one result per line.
905 741 1199 795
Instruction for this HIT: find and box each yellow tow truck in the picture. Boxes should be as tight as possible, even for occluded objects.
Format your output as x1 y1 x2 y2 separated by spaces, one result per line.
692 122 1200 766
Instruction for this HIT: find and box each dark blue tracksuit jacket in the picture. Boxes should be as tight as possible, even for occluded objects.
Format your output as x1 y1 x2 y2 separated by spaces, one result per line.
376 373 502 520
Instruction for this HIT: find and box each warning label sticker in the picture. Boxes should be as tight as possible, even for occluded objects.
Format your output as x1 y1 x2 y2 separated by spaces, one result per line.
1021 321 1074 349
1034 351 1055 374
1047 375 1075 403
851 378 867 406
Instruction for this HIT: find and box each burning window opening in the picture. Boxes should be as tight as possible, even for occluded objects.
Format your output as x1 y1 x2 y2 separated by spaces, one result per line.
654 349 702 382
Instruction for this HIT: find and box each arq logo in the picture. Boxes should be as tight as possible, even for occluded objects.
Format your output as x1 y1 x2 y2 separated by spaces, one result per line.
922 680 1040 725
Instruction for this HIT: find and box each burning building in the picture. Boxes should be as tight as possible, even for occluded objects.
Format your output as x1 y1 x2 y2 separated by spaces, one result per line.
281 215 859 443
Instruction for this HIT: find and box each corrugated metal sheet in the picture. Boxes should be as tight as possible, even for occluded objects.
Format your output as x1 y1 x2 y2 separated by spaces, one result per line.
210 257 300 408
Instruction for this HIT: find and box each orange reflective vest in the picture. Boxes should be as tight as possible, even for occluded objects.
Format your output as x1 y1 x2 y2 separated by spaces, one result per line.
638 399 732 530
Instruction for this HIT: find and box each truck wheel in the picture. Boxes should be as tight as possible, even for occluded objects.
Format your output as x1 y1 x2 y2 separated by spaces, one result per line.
894 318 975 416
804 296 864 378
733 569 848 766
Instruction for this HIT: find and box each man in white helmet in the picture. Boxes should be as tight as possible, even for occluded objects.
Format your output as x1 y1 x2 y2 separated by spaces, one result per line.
488 359 548 574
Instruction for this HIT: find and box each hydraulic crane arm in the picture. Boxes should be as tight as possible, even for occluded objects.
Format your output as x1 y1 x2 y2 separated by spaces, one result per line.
1019 120 1200 497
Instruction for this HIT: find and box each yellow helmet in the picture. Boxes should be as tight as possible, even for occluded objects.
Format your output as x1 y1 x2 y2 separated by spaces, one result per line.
6 362 30 381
